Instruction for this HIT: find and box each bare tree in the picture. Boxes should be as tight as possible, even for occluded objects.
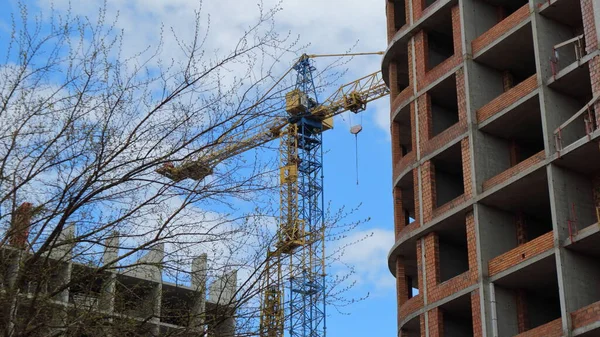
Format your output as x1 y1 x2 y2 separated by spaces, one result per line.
0 2 368 336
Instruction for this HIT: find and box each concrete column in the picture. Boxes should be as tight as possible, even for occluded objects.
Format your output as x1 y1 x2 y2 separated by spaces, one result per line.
209 270 237 337
191 254 208 331
99 233 118 313
50 224 75 335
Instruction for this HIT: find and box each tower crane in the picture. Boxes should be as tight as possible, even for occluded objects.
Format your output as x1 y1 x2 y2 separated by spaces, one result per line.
157 53 389 337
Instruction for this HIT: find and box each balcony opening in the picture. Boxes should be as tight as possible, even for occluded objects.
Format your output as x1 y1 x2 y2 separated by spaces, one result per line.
427 15 455 70
115 275 158 319
399 171 417 227
493 257 561 336
438 223 469 282
561 247 600 315
472 23 536 111
432 143 465 208
429 74 459 137
495 0 528 18
552 166 600 234
393 0 407 31
472 0 529 42
393 56 410 94
478 94 544 182
440 294 474 337
401 315 422 337
397 253 420 300
395 105 413 156
479 169 553 259
161 284 195 326
539 0 582 31
68 265 107 311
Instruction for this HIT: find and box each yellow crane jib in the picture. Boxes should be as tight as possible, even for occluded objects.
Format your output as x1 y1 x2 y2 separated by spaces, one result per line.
156 118 288 182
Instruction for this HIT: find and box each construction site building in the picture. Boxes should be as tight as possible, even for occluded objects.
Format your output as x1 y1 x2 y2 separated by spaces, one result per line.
0 221 236 336
384 0 600 336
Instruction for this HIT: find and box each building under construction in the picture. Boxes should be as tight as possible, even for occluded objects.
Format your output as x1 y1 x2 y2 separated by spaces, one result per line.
0 204 236 337
384 0 600 336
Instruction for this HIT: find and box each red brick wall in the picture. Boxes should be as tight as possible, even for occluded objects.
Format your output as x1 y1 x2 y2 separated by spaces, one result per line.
394 151 417 180
399 294 424 320
389 62 400 100
386 0 396 43
421 57 463 91
457 68 467 121
392 87 413 113
10 202 33 249
422 161 436 223
419 69 469 157
392 121 401 163
397 257 409 325
452 6 462 55
514 318 562 337
471 5 530 55
476 75 538 123
418 94 432 147
432 194 468 219
471 290 483 337
581 0 598 54
412 7 463 90
421 122 468 157
424 232 441 291
428 307 444 337
590 56 600 124
571 300 600 329
421 138 471 221
515 212 528 245
461 138 473 198
516 289 530 333
410 101 418 150
424 213 478 303
482 150 545 191
394 186 406 238
466 212 478 271
408 39 415 90
593 174 600 222
413 168 421 225
414 30 429 89
412 0 426 22
488 231 554 276
417 238 424 292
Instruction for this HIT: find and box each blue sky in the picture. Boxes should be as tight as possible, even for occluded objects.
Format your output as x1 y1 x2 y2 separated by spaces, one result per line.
0 0 396 335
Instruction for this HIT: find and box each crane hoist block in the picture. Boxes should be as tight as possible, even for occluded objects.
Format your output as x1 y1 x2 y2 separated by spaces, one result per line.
156 161 213 182
285 89 308 115
344 92 367 113
280 164 298 184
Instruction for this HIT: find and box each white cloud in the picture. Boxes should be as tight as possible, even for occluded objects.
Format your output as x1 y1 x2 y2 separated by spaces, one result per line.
34 0 389 133
332 228 395 296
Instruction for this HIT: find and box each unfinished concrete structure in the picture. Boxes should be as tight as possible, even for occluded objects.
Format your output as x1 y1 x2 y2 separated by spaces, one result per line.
384 0 600 336
0 221 236 336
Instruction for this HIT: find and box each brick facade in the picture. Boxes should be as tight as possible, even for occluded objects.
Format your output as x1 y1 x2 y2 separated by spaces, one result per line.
387 0 600 336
